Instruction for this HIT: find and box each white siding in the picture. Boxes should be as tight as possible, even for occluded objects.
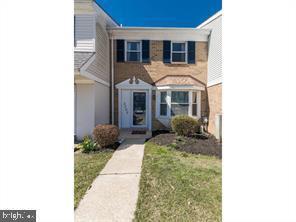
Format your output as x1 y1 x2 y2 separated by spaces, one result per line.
86 23 110 82
74 0 95 14
94 82 110 125
74 14 95 52
199 14 222 86
75 84 95 140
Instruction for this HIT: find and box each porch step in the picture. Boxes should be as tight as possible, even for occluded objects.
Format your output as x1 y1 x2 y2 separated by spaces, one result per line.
119 129 152 140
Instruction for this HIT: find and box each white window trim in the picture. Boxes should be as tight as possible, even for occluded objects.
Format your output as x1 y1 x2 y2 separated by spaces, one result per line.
156 90 201 119
171 41 187 64
125 40 142 62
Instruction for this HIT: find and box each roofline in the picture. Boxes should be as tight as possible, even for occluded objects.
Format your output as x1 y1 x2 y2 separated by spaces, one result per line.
108 27 210 41
196 10 222 28
108 26 204 31
93 1 120 26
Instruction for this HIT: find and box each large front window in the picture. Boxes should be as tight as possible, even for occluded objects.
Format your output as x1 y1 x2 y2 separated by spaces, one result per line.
171 42 187 63
157 90 200 118
126 41 141 62
171 91 189 116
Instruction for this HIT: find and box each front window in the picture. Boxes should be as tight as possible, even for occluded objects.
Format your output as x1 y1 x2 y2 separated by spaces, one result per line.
126 41 141 62
160 92 168 116
171 91 189 116
157 90 200 118
171 42 187 63
192 91 198 116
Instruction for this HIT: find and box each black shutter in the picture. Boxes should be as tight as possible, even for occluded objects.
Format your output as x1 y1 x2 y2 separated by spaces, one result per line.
187 41 195 64
116 39 125 62
142 40 150 63
163 40 171 63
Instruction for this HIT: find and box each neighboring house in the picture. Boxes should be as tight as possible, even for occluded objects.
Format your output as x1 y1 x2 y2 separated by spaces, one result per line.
74 0 222 140
197 11 222 140
74 0 118 140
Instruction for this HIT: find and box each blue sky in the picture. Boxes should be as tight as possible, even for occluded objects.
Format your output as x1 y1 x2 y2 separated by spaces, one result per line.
95 0 222 28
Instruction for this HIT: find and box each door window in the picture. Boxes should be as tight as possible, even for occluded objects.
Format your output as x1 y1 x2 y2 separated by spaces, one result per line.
133 92 146 126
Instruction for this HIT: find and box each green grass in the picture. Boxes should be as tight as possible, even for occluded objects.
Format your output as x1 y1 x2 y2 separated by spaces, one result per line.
74 150 114 208
134 142 222 222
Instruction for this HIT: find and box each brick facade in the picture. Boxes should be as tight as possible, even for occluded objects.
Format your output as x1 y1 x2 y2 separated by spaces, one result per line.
113 40 209 130
207 83 222 135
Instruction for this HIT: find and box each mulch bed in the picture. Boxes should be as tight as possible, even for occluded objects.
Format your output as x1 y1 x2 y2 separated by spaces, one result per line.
148 132 222 158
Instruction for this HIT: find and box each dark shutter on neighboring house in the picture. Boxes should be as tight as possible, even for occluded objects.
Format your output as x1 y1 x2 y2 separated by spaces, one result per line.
163 40 171 63
187 41 195 64
116 39 125 62
142 40 150 63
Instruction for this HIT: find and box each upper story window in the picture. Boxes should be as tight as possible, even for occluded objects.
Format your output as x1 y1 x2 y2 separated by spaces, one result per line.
171 42 187 63
126 41 141 62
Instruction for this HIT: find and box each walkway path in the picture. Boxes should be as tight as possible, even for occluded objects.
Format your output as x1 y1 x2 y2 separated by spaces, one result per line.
75 138 145 222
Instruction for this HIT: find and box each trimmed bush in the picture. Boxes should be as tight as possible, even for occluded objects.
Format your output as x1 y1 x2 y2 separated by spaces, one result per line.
81 136 97 153
93 124 119 148
171 115 199 137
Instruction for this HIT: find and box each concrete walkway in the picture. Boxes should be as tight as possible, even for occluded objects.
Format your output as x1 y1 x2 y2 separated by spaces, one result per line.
75 139 145 222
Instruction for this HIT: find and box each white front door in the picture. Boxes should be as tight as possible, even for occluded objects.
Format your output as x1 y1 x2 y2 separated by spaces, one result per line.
120 90 149 129
116 77 152 130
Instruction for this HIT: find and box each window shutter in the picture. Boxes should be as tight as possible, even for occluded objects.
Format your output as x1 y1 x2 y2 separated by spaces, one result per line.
116 40 125 62
163 40 171 63
187 41 195 64
142 40 150 63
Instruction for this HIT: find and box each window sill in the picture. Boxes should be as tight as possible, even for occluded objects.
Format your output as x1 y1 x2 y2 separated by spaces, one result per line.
170 61 188 64
121 61 151 64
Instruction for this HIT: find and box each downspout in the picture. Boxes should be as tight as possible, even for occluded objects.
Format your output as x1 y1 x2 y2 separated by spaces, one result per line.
111 35 114 124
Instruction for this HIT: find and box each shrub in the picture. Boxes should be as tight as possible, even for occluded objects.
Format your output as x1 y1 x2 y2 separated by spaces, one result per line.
171 115 199 137
81 136 97 153
93 124 119 148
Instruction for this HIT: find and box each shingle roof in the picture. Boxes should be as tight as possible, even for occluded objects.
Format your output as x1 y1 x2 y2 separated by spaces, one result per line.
74 52 94 70
155 75 206 87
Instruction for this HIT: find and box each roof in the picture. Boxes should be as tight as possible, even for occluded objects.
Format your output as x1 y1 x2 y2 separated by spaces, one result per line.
154 75 206 88
74 52 95 70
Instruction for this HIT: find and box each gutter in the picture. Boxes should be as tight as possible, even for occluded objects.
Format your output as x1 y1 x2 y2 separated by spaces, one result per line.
110 36 114 124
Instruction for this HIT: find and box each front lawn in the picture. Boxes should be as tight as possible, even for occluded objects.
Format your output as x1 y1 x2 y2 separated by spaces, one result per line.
74 150 114 208
134 142 222 222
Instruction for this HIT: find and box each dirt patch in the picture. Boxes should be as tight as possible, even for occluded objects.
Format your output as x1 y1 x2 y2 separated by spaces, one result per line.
148 133 222 158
